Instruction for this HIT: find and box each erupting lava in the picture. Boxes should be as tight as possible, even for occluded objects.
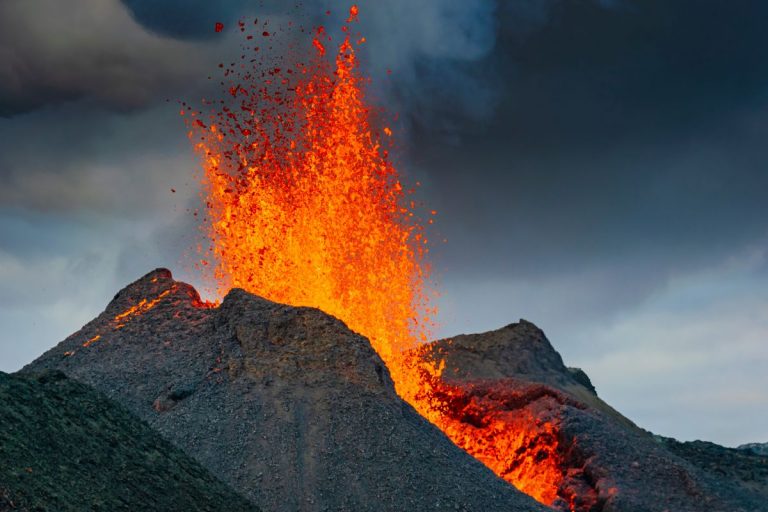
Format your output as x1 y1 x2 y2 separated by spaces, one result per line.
187 7 568 508
187 7 436 407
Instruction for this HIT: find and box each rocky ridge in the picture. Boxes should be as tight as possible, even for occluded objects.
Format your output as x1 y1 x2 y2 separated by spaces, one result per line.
422 321 768 512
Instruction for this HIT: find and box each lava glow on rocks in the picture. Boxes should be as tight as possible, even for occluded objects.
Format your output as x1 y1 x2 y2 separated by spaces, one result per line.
186 6 567 508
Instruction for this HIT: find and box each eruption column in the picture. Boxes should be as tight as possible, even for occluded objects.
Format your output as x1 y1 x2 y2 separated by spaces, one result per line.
188 7 567 508
188 8 437 407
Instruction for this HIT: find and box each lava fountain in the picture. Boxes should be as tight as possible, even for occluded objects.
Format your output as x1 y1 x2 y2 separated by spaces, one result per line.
187 7 567 508
186 7 436 407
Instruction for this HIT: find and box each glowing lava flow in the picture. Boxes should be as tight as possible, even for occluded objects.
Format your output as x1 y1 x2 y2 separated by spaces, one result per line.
187 7 567 508
428 379 568 506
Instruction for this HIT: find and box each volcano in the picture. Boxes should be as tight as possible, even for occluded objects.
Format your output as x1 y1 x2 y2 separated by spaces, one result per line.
22 269 546 512
21 269 768 511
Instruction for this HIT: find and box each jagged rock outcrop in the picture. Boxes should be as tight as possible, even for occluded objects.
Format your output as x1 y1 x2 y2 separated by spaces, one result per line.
423 321 768 512
425 320 627 423
0 370 256 512
738 442 768 457
23 269 545 512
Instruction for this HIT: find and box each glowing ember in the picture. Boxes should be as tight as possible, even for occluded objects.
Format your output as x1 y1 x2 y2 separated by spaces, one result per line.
188 6 567 508
113 287 174 328
83 334 101 347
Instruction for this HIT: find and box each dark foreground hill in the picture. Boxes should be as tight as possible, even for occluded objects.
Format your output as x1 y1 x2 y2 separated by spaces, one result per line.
0 370 256 512
24 269 545 512
421 321 768 512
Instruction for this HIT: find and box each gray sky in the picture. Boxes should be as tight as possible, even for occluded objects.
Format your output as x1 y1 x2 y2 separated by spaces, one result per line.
1 0 766 447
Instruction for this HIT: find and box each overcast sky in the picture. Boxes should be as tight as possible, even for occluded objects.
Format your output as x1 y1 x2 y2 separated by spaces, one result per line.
1 0 766 447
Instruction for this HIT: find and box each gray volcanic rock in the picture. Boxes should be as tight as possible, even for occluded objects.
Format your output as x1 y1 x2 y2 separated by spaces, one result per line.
428 320 628 422
23 269 545 512
738 442 768 457
424 321 768 512
661 437 768 503
0 370 256 512
434 320 574 384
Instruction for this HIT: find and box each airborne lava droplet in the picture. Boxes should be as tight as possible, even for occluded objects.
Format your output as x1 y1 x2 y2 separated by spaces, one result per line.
347 4 359 23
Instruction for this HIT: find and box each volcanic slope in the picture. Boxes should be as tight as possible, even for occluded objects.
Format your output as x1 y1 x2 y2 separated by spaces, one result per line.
0 370 257 512
24 269 546 512
422 321 768 512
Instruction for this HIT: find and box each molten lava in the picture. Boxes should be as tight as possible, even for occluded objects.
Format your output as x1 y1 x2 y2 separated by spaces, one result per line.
188 7 569 509
113 288 174 328
429 378 568 506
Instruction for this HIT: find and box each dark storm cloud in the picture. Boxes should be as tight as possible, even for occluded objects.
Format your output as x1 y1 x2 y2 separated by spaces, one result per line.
121 0 283 39
404 0 768 149
119 0 505 132
495 0 768 144
1 0 504 122
0 0 226 117
412 0 768 281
